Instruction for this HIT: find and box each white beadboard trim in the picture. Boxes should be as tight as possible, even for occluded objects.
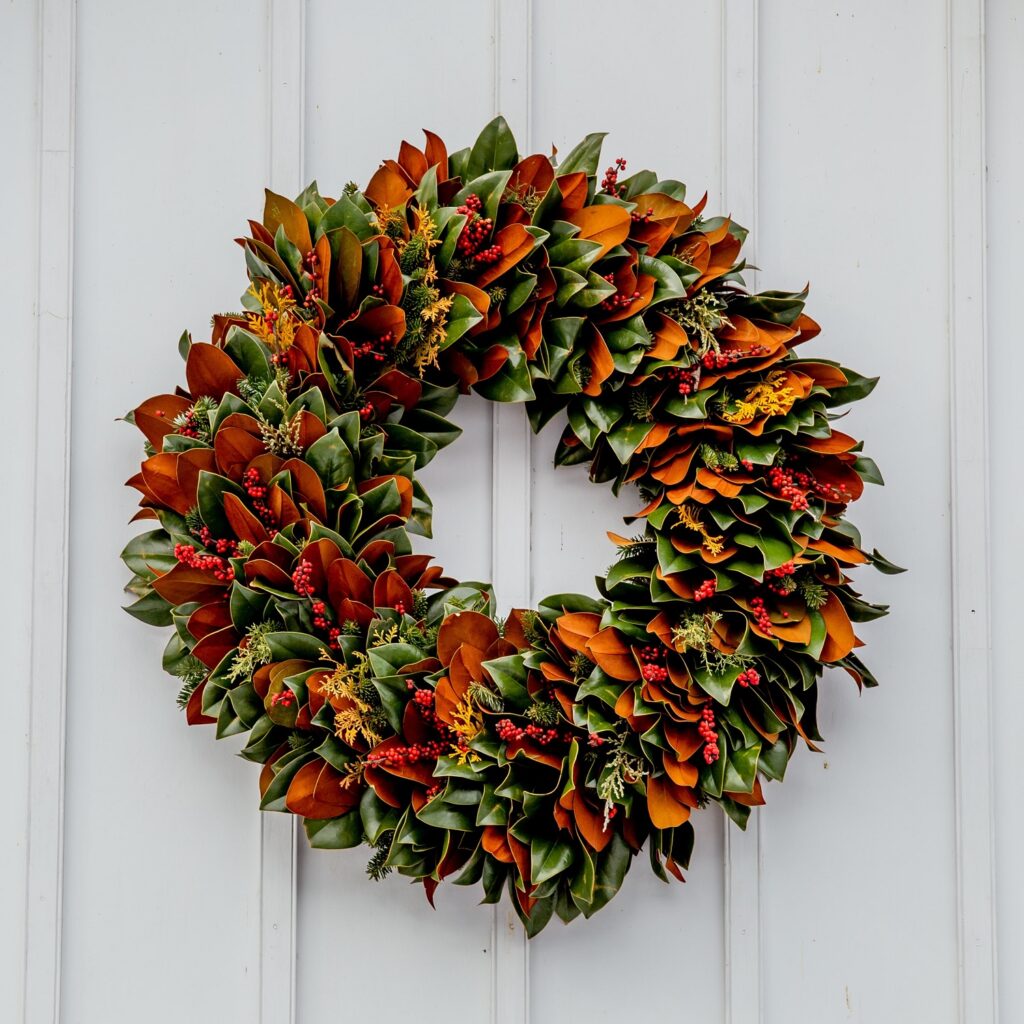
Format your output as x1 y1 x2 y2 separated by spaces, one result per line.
491 1 532 1021
946 1 998 1021
721 2 763 1022
259 2 305 1021
22 0 76 1021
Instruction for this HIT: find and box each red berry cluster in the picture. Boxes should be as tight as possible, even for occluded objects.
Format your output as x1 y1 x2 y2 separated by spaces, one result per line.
667 365 699 395
311 599 331 631
768 464 811 511
700 343 768 370
456 193 498 265
601 157 627 196
352 330 395 364
736 668 760 688
175 407 203 438
301 251 321 309
393 601 407 616
812 478 851 503
587 732 606 748
271 690 295 708
174 543 235 581
243 467 278 530
292 558 315 596
364 740 449 769
600 272 641 312
699 704 720 764
749 596 774 635
409 685 442 730
357 400 375 421
638 644 668 683
630 206 654 224
764 561 797 595
694 578 717 601
495 719 566 746
193 525 239 558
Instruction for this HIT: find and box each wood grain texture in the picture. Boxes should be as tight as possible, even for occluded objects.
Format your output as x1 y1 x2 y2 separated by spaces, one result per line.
2 1 1011 1020
721 4 763 1022
947 0 998 1020
261 3 304 1021
23 0 75 1020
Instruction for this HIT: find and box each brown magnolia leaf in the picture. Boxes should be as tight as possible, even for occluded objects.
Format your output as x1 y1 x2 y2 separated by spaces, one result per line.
586 627 640 682
819 592 857 662
474 224 534 288
264 188 312 254
187 602 232 641
285 758 361 819
268 484 301 528
140 453 190 515
328 558 373 605
567 204 631 259
557 172 589 213
191 625 239 670
214 427 265 480
798 430 859 455
175 449 218 506
727 778 766 807
482 825 514 863
398 140 428 184
185 343 243 400
646 774 692 829
662 752 699 788
437 610 499 664
573 790 612 852
222 492 269 545
186 682 216 726
583 327 615 396
365 163 413 209
133 394 192 447
372 569 414 613
422 129 448 178
555 612 601 653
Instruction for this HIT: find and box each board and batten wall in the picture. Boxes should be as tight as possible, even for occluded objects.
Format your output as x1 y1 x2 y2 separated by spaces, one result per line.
2 1 1019 1021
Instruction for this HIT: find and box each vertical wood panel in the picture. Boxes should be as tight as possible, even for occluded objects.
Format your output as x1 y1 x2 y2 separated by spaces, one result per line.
2 1 41 1016
720 3 762 1021
23 1 75 1020
986 1 1024 1018
296 5 497 1022
492 1 533 1021
62 3 270 1020
528 4 725 1022
25 3 1016 1021
260 2 305 1021
758 3 958 1020
947 0 997 1020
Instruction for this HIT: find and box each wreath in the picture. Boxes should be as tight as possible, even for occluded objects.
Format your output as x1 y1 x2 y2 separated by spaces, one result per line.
122 117 899 934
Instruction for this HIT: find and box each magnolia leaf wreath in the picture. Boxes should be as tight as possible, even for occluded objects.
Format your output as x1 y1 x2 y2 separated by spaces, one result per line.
122 117 900 935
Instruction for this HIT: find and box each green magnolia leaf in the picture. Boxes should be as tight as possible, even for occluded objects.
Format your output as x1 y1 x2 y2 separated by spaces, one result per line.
441 293 484 350
197 471 246 538
124 589 173 627
557 132 606 176
305 813 363 849
466 116 518 180
265 632 326 662
305 429 356 489
121 530 177 577
530 836 576 885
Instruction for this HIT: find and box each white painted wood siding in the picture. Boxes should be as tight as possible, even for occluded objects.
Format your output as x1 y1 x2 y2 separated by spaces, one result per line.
3 1 1017 1020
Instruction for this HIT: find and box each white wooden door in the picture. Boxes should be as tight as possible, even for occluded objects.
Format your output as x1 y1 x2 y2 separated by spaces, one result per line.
4 0 1020 1021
